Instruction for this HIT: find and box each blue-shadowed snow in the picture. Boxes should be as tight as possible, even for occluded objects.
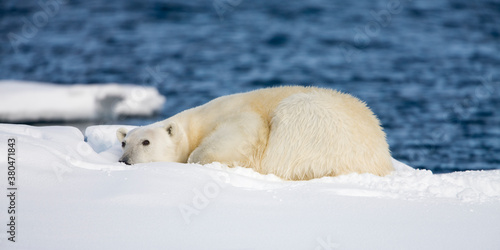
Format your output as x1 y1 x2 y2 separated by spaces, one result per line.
0 123 499 249
0 80 165 122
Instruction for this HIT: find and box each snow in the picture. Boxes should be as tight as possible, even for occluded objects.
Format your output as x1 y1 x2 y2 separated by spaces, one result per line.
0 81 165 122
0 123 499 249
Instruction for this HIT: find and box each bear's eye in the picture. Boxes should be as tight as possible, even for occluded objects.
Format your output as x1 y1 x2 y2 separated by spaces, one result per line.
121 141 126 148
142 140 150 146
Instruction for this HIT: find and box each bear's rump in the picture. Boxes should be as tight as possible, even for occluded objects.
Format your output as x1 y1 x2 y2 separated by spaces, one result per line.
259 91 391 180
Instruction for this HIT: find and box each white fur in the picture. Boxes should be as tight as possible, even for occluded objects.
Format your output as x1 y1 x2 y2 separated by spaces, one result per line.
117 86 393 180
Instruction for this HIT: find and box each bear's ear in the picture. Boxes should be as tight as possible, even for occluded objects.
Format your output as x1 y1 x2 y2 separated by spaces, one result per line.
116 127 128 142
165 122 179 138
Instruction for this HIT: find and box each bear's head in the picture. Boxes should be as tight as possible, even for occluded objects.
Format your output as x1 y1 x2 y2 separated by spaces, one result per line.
116 122 188 165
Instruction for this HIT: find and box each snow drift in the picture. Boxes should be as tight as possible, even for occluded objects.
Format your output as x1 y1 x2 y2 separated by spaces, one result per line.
0 81 165 122
0 124 499 249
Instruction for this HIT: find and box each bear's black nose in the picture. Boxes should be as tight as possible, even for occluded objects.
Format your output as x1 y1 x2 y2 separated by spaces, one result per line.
119 158 131 165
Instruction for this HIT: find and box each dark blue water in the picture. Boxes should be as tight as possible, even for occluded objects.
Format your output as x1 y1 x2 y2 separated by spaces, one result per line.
1 0 499 173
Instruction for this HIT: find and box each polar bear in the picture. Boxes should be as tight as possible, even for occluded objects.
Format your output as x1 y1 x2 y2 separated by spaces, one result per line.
116 86 393 180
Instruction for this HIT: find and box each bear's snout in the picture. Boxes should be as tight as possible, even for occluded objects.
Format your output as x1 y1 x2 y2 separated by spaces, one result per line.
119 156 131 165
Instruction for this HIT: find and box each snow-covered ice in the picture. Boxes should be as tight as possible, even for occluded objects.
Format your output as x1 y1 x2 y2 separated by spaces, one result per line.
0 81 165 122
0 124 499 249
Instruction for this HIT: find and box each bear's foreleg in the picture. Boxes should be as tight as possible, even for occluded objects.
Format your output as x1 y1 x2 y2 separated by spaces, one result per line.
187 112 268 168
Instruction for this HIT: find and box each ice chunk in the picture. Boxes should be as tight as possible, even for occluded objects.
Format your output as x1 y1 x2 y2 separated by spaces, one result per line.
0 80 165 122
